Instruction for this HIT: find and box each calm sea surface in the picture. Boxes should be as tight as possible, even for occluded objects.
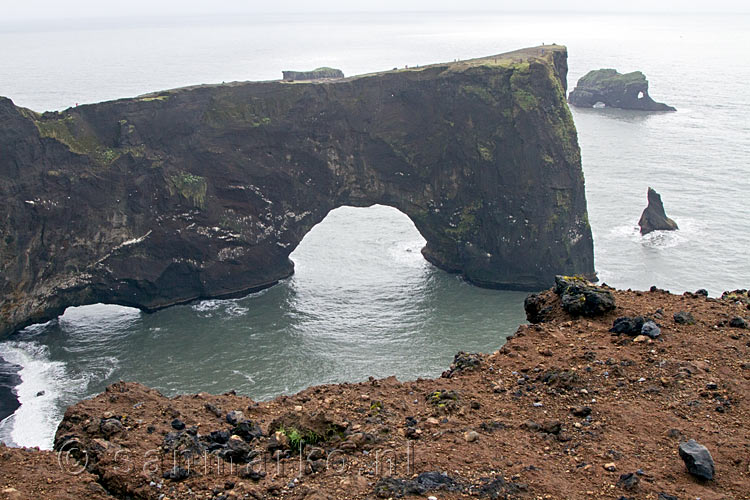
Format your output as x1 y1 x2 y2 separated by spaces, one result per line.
0 11 748 448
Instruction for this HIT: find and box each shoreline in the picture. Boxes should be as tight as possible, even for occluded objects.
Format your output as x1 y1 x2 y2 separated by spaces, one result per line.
0 357 20 424
0 283 747 499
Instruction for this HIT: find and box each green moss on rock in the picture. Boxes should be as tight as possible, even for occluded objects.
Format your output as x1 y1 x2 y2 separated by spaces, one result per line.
167 172 208 208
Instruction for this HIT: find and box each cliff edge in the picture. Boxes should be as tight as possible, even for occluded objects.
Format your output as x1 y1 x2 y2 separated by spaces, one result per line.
0 45 594 337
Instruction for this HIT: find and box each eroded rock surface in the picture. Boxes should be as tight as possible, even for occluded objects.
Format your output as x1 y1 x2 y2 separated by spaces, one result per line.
639 187 679 235
0 45 594 336
569 69 675 111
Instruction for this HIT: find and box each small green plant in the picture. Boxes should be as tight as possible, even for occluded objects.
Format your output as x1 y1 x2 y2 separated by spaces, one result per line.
277 426 322 450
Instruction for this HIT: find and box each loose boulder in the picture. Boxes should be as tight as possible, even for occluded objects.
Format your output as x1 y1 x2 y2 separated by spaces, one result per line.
678 439 715 480
639 188 678 235
555 275 616 317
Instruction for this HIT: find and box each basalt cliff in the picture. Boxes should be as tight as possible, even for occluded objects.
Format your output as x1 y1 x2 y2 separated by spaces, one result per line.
0 45 594 337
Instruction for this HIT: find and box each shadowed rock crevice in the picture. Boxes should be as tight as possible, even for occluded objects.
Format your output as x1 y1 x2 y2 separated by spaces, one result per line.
0 45 594 337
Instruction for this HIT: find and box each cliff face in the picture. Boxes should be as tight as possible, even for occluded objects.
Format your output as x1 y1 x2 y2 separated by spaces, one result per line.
568 69 676 111
0 45 594 336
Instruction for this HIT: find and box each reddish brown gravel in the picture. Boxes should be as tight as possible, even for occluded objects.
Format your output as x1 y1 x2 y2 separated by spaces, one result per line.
1 286 749 500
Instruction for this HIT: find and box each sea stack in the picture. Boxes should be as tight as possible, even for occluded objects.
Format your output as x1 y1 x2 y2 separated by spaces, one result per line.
569 69 675 111
639 187 679 235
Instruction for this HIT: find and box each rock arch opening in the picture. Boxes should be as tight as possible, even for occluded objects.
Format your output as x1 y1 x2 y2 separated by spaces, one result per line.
0 45 595 336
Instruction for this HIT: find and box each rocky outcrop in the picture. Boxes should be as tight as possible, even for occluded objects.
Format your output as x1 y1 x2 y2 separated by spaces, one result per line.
0 45 595 336
282 67 344 81
568 69 675 111
639 187 678 235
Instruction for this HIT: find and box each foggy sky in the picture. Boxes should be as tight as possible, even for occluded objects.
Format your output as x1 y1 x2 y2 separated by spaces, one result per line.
5 0 750 21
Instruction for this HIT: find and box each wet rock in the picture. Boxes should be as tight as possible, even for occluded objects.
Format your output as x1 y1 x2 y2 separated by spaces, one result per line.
729 316 748 329
694 289 709 297
555 276 616 317
674 311 696 325
678 439 715 480
641 320 661 339
639 188 678 235
569 69 675 111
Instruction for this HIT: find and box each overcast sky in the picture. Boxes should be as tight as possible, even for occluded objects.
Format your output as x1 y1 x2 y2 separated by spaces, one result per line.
4 0 749 21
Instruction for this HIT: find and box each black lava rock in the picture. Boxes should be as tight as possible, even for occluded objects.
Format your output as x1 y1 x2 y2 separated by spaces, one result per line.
617 472 640 490
678 439 715 480
673 311 696 325
729 316 748 329
641 320 661 338
233 420 263 441
555 276 616 317
610 316 645 336
171 418 185 430
163 466 189 481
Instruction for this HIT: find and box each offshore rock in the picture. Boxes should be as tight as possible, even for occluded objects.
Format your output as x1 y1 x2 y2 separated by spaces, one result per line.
639 188 679 235
569 69 675 111
0 45 594 336
282 67 344 81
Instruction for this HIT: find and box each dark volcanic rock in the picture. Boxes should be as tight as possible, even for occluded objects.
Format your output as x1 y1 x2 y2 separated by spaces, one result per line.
610 316 645 336
729 316 748 329
678 439 715 480
674 311 696 325
282 67 344 81
639 188 679 235
641 320 661 338
0 45 595 337
555 276 616 317
568 69 675 111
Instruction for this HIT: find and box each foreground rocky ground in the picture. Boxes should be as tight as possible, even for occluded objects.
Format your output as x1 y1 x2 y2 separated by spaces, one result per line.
1 284 749 500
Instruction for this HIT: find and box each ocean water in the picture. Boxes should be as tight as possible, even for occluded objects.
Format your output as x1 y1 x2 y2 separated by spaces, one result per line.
0 11 748 449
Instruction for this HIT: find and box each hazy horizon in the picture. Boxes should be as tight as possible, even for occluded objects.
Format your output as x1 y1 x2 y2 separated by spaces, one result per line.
4 0 749 22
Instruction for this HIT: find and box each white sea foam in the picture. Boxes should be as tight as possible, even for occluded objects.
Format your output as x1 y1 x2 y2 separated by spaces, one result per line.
0 341 85 450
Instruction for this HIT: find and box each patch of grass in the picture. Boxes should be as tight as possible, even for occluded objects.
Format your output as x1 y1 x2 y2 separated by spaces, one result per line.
277 426 322 450
167 171 207 208
35 114 121 166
